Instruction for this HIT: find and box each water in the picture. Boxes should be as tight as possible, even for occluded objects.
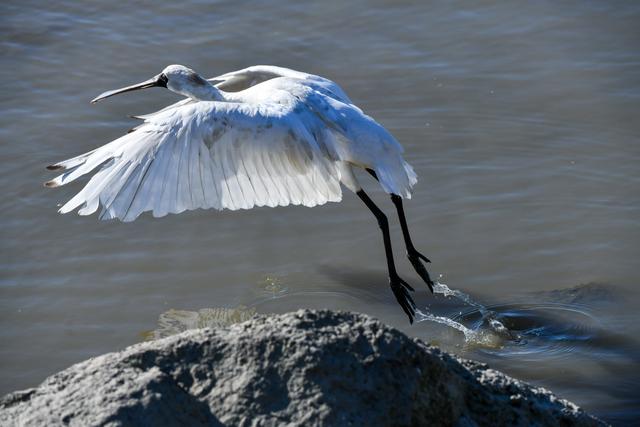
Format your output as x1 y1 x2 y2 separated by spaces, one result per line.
1 0 639 424
414 278 514 346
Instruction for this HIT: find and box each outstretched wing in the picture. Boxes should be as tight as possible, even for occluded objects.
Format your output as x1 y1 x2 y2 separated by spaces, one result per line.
209 65 353 104
46 100 342 222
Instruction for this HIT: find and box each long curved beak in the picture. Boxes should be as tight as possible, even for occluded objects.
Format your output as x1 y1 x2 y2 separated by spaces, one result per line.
91 73 168 104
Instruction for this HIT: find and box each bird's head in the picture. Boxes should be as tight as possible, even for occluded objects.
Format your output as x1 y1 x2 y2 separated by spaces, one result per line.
90 64 216 103
161 65 212 98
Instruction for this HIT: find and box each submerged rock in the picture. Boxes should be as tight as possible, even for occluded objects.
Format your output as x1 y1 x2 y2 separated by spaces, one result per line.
0 310 605 426
142 306 257 340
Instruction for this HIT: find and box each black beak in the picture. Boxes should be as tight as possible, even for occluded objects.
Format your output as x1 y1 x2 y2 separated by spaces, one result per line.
91 73 168 104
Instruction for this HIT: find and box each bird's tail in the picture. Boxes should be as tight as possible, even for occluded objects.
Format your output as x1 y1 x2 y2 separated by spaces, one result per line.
373 159 417 199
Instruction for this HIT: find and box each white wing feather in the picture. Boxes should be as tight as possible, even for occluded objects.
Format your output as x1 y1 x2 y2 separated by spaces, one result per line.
47 71 417 222
210 65 354 104
48 97 343 222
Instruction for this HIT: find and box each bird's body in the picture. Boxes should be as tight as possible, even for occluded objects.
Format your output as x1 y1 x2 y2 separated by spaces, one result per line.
47 65 415 221
46 65 433 322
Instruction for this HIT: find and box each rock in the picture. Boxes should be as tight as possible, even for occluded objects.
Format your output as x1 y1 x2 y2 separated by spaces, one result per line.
0 310 606 427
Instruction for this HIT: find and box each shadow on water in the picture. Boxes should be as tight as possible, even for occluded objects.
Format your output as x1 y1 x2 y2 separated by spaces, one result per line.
315 265 398 299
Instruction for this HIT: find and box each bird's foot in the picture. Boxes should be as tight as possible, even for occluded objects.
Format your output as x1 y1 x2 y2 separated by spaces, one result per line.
407 248 434 293
390 274 416 324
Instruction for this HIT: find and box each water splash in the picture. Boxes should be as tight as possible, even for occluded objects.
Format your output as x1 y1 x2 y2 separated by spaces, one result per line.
415 308 475 339
417 275 515 347
433 277 489 316
415 308 502 347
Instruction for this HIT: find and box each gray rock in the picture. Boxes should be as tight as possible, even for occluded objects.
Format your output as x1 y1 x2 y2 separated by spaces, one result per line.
0 310 605 427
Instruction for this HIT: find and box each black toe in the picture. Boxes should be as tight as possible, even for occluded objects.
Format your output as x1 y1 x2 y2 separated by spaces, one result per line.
407 249 434 292
390 275 416 323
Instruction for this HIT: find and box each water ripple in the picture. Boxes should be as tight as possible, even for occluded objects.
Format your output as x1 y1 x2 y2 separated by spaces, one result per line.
452 302 604 359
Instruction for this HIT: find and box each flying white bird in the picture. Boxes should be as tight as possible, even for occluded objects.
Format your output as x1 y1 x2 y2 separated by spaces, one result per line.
45 64 434 322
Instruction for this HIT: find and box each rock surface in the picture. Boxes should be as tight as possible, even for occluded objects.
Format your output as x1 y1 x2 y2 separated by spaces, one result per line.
0 310 605 426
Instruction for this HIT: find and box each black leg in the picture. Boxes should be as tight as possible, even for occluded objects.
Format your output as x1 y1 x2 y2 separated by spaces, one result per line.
391 194 434 292
356 189 416 323
367 169 434 292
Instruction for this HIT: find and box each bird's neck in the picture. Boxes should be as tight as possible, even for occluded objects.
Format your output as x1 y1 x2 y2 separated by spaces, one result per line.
174 80 235 102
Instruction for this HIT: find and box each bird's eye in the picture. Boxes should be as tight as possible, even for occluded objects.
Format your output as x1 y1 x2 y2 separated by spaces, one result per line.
157 73 169 87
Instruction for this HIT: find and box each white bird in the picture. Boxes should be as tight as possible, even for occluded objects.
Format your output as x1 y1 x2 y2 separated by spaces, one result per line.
45 64 434 322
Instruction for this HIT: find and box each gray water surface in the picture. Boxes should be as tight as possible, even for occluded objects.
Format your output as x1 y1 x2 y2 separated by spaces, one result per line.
1 1 639 424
